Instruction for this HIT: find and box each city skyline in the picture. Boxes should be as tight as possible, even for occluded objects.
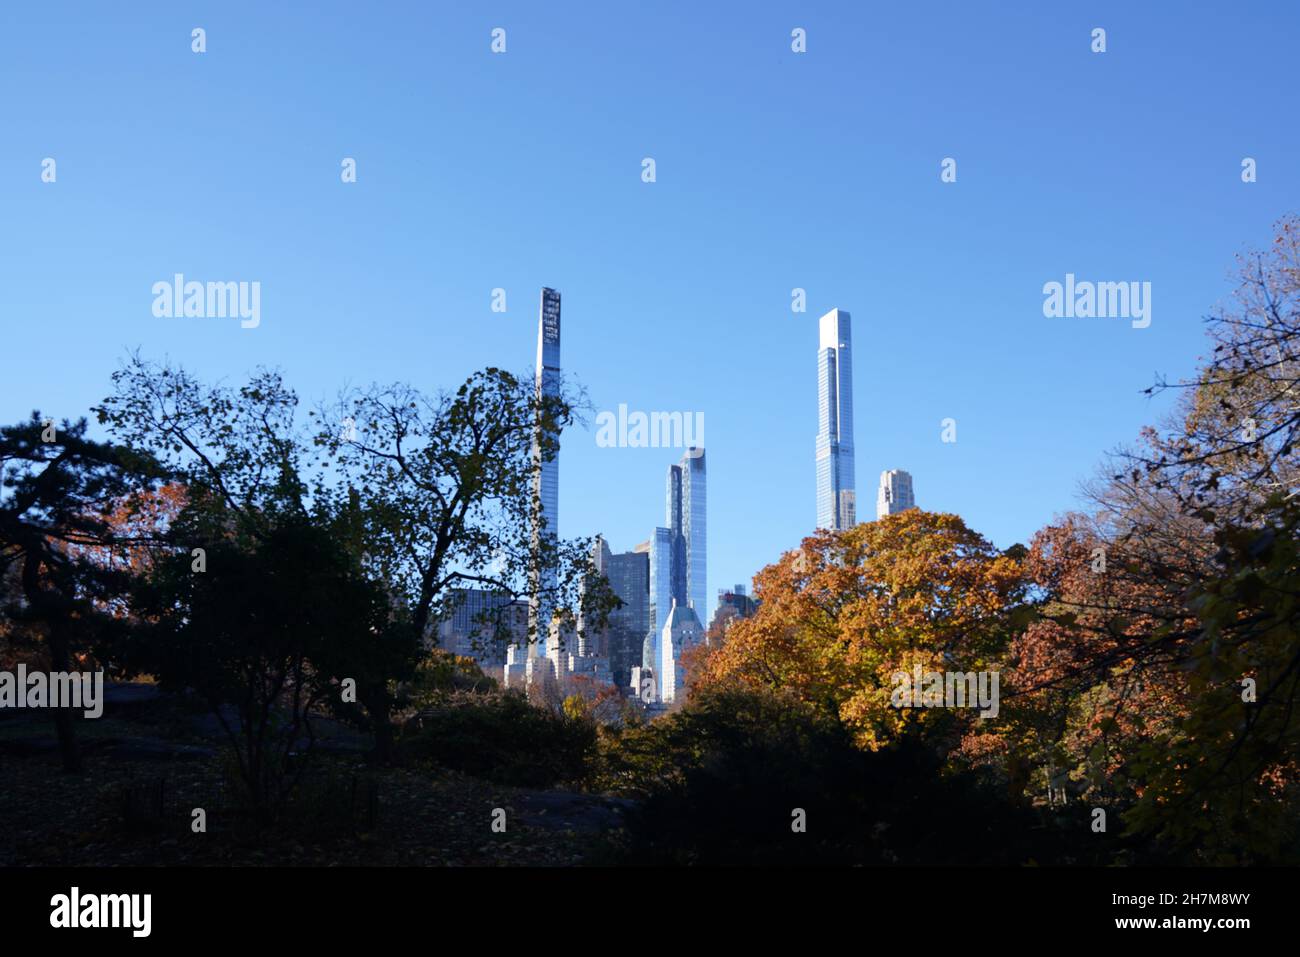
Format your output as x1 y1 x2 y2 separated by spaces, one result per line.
2 0 1298 896
5 3 1296 625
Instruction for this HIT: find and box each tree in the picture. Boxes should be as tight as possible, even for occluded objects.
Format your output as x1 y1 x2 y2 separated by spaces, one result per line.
701 510 1029 750
94 356 615 761
1136 491 1300 859
1103 216 1300 857
957 514 1198 812
95 358 427 756
313 489 422 762
316 367 617 660
94 356 312 541
967 216 1300 860
0 414 162 771
1138 214 1300 521
126 515 401 820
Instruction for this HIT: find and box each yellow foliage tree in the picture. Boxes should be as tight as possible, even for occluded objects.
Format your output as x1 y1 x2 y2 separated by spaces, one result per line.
700 510 1028 750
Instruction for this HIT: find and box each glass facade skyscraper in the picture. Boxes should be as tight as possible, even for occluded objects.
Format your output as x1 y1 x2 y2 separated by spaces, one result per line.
644 526 674 672
679 447 706 620
592 536 650 688
529 287 562 655
665 464 687 607
646 448 706 665
437 588 528 665
816 308 855 530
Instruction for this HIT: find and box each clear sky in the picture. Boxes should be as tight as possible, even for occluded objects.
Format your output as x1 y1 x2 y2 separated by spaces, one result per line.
4 1 1298 624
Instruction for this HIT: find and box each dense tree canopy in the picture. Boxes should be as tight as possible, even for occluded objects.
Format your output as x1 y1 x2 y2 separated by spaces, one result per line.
700 509 1029 750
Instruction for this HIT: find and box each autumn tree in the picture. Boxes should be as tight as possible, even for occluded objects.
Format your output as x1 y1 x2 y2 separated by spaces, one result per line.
968 216 1300 860
1138 214 1300 520
1104 217 1300 858
701 509 1029 750
958 513 1200 812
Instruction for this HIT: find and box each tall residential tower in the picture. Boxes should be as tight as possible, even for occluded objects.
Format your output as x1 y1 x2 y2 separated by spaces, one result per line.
681 448 707 620
643 447 707 682
528 287 562 654
666 447 707 618
876 469 916 519
592 536 650 688
815 308 855 530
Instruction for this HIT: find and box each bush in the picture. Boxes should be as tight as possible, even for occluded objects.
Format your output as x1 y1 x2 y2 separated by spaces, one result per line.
399 690 596 788
594 685 1132 865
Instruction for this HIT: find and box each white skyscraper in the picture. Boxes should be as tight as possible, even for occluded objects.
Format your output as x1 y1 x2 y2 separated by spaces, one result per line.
876 469 916 520
815 308 855 530
656 598 703 704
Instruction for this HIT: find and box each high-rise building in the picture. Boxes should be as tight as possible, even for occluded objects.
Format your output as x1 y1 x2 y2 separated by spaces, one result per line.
677 447 707 621
648 448 708 655
657 599 704 704
876 469 916 520
436 588 528 666
666 465 687 607
592 536 650 688
528 287 562 656
815 308 855 530
644 527 674 673
503 609 615 696
710 584 757 634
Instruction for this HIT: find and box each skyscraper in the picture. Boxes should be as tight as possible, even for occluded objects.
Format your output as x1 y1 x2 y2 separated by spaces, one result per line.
664 449 707 619
876 469 916 519
710 584 757 633
529 287 562 655
592 536 650 688
436 588 528 666
666 464 687 607
679 447 707 620
657 599 704 704
815 308 855 530
643 527 674 675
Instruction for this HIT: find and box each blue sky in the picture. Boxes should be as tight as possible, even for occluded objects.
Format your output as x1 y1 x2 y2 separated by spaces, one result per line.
3 1 1297 623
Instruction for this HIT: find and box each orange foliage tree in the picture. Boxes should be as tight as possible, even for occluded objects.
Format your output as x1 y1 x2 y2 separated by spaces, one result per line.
699 509 1029 750
957 512 1200 809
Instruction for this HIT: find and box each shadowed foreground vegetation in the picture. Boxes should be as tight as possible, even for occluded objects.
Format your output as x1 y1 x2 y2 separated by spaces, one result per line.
0 680 1211 867
4 217 1300 865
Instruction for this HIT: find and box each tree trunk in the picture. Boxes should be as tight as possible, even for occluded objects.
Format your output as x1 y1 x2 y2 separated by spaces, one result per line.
21 551 81 772
362 687 395 764
47 623 82 773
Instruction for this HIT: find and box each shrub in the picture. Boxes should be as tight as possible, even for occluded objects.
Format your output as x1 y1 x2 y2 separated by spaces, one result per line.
400 690 596 788
595 685 1128 865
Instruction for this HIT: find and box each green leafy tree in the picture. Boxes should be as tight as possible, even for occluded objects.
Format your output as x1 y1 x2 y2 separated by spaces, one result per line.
317 368 617 662
126 514 400 820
